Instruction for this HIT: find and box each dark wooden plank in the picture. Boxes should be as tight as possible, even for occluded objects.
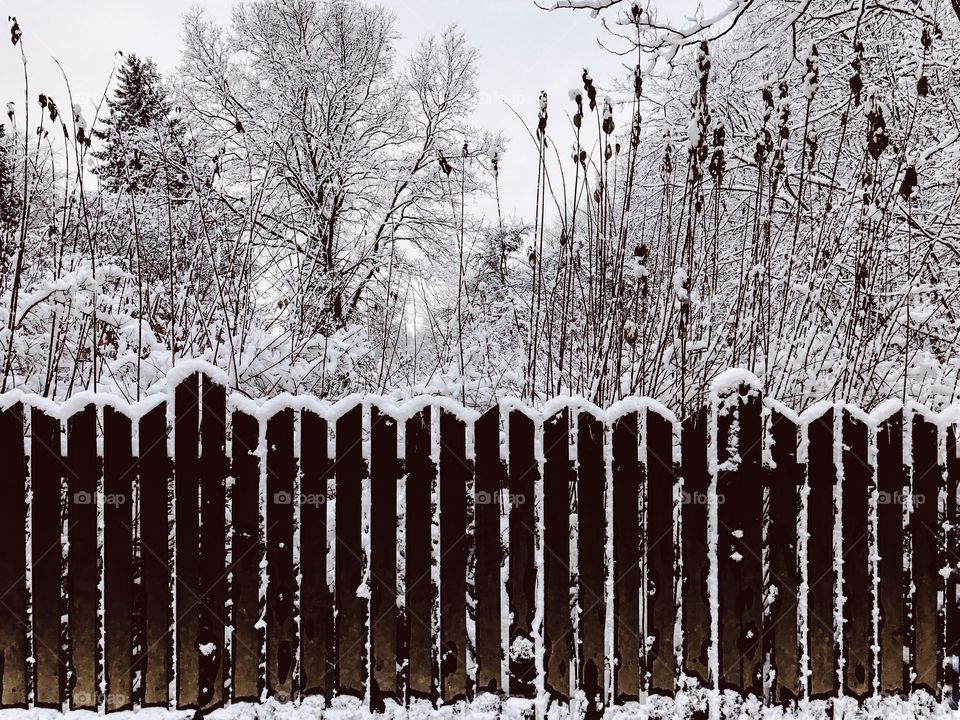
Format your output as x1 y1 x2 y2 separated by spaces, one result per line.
841 410 873 700
440 411 470 703
229 410 260 703
507 410 536 697
876 410 908 695
103 407 134 711
175 372 201 708
404 408 436 702
266 408 296 701
716 390 762 696
543 410 572 704
911 413 941 695
807 407 837 699
138 403 171 707
767 409 801 704
577 413 605 718
646 408 675 695
66 404 99 710
30 408 64 708
946 425 960 707
197 380 227 709
612 412 641 702
680 407 709 689
0 404 28 708
299 411 332 701
335 405 367 697
474 407 504 695
370 407 399 710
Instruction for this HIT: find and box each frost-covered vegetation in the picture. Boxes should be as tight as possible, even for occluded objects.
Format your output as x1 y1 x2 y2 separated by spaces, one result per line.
1 0 959 411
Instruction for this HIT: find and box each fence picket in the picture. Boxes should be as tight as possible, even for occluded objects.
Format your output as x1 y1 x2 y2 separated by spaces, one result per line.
946 424 960 707
174 373 201 709
299 410 333 701
507 409 536 698
645 408 675 696
612 411 641 702
66 404 99 711
543 409 572 705
806 408 837 700
30 408 64 708
474 407 504 695
439 411 470 703
716 389 762 696
0 403 27 707
265 408 296 701
370 407 399 709
138 403 171 707
404 407 436 702
576 412 606 718
841 410 873 700
911 413 941 695
681 407 709 689
198 381 227 710
876 410 908 694
229 410 261 702
766 408 801 704
103 407 134 711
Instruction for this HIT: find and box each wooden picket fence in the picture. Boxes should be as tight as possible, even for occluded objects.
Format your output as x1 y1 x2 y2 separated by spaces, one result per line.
0 369 958 714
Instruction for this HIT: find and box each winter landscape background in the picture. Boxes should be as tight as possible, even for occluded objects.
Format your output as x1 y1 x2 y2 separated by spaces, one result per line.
1 0 959 413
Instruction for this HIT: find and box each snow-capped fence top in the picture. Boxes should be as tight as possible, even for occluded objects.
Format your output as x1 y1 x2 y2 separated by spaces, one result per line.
0 365 958 716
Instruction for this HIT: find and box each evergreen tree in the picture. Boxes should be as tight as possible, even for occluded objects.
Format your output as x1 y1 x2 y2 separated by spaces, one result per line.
94 54 187 194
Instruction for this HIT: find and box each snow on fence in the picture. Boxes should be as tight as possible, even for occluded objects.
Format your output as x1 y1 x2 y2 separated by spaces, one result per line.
0 365 958 717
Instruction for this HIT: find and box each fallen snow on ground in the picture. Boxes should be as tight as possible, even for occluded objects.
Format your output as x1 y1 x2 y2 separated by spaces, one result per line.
0 691 957 719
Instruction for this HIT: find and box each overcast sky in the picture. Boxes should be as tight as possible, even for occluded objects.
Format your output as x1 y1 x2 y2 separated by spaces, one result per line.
1 0 710 221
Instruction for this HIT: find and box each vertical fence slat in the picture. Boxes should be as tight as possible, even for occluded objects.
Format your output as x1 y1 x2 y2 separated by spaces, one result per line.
946 424 960 706
681 407 709 689
806 408 837 699
767 409 801 704
646 408 675 695
716 390 762 696
543 410 572 704
841 410 873 700
175 373 200 709
198 381 227 710
334 405 367 698
507 410 536 698
229 410 260 703
911 413 941 695
370 407 399 710
0 404 27 708
30 409 64 708
138 403 171 707
474 407 503 695
103 407 134 711
404 408 436 702
577 413 605 717
299 410 332 701
440 411 469 703
612 412 641 702
66 405 99 710
266 408 296 701
876 410 907 695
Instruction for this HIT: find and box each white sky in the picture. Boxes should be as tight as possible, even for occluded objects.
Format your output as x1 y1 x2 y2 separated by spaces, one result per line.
1 0 710 221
